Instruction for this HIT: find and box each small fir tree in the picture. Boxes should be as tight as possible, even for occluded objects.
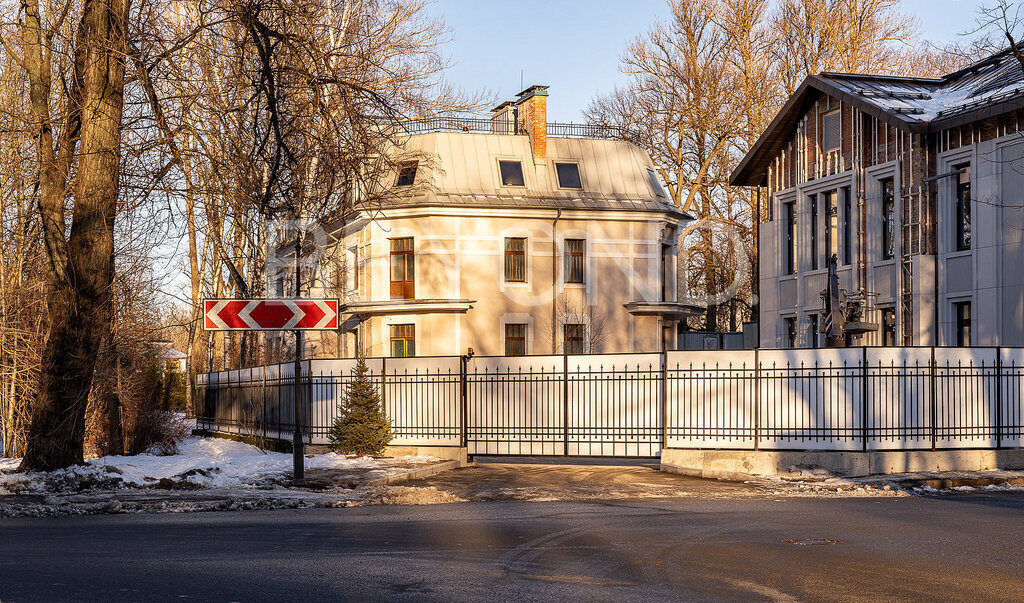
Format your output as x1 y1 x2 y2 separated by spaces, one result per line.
328 358 393 456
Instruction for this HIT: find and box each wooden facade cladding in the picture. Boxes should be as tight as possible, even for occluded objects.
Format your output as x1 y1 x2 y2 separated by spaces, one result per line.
733 49 1024 347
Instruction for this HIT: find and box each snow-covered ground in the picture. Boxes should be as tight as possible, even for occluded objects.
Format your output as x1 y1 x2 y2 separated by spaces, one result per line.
0 437 459 517
0 437 442 495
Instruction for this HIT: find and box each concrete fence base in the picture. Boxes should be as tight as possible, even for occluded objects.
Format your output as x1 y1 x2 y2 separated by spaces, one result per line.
383 446 469 466
661 448 1024 480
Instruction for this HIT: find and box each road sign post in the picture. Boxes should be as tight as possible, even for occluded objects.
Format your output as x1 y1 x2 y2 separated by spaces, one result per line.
203 296 339 485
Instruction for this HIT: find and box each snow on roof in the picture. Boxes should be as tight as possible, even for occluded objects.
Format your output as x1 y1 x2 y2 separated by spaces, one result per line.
159 348 188 360
731 47 1024 186
821 48 1024 124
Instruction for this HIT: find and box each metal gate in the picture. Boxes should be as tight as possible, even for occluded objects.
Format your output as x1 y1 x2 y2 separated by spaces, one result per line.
464 354 663 457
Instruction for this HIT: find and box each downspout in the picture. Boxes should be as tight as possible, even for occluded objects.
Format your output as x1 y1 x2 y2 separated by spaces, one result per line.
552 208 562 353
931 143 940 347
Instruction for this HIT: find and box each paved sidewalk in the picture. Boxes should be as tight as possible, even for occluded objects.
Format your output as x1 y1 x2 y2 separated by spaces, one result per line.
406 456 1024 501
404 457 811 501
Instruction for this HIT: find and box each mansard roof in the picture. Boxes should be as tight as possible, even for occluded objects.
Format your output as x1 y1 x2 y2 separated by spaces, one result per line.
731 47 1024 186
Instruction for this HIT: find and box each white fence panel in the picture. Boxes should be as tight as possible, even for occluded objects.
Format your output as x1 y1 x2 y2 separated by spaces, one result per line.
196 348 1024 455
934 348 999 449
305 359 360 445
567 354 662 457
866 348 932 450
383 356 461 447
665 351 756 449
1000 348 1024 448
758 349 864 450
466 356 564 455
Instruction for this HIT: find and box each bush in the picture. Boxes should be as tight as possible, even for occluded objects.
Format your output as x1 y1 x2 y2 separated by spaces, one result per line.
122 359 188 456
328 358 392 456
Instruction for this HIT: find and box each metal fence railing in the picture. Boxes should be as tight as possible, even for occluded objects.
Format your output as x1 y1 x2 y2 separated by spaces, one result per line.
394 116 642 145
196 347 1024 457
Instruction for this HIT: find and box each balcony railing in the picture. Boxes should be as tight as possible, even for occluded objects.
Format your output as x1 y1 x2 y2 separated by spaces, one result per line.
398 116 642 146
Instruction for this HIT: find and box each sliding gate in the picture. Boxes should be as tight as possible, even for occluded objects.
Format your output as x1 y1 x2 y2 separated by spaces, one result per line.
464 354 663 457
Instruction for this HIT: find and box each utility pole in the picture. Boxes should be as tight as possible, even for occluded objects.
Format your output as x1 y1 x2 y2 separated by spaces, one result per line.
292 232 305 485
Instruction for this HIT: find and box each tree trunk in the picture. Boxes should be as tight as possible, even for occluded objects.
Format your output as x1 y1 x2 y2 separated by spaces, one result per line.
20 0 131 471
90 329 123 456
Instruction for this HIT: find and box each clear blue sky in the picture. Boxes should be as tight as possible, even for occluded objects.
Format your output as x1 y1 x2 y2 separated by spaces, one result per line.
428 0 984 122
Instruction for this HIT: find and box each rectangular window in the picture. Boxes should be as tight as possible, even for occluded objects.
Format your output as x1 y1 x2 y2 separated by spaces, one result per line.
389 237 415 299
784 202 796 275
499 160 525 187
275 277 285 297
881 178 895 260
785 317 797 348
955 165 971 251
822 109 841 151
555 162 582 189
807 314 819 349
881 307 897 346
647 168 666 197
842 187 852 266
390 324 415 357
505 323 527 356
396 161 418 186
661 243 672 301
565 239 585 283
564 323 585 355
954 301 971 347
825 190 838 266
504 237 527 282
809 195 818 270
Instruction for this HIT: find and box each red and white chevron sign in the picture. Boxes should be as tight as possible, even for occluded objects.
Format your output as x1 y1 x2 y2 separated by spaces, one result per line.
203 299 339 331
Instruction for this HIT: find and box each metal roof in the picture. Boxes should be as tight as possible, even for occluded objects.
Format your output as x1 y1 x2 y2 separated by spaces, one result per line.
339 132 693 222
730 47 1024 186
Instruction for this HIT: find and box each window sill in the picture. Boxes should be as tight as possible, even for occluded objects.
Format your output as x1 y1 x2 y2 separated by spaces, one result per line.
945 249 973 258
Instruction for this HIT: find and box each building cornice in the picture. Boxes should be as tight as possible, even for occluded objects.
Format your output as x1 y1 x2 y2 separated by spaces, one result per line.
343 299 475 316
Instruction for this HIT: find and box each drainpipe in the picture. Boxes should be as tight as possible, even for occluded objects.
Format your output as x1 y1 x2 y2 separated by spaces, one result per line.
552 208 562 353
933 178 940 346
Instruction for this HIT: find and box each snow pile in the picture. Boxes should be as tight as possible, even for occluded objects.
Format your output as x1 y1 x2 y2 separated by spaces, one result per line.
0 437 440 495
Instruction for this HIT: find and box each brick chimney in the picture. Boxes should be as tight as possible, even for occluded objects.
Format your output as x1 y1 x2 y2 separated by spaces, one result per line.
516 85 548 164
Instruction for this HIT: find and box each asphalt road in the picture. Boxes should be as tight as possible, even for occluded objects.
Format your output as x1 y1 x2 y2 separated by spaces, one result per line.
2 493 1024 602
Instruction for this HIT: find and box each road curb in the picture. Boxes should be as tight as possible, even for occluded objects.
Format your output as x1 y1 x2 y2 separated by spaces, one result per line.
362 460 463 487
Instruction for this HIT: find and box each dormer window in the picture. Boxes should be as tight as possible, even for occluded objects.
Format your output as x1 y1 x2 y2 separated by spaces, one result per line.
499 160 525 186
555 162 582 189
821 109 840 152
396 161 418 186
647 169 666 197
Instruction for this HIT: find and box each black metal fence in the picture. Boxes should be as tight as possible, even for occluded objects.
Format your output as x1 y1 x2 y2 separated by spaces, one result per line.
196 348 1024 457
395 116 642 145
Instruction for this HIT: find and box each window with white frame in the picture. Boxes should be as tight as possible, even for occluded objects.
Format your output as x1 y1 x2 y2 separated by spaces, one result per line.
565 239 585 284
505 323 527 356
498 160 525 187
555 162 583 189
955 164 971 251
881 178 895 260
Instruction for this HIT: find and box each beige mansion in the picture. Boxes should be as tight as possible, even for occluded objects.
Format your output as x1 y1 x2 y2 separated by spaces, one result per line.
298 86 699 358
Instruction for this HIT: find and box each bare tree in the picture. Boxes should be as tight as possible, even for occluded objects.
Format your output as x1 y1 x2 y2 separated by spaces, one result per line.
588 0 935 332
540 295 609 354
